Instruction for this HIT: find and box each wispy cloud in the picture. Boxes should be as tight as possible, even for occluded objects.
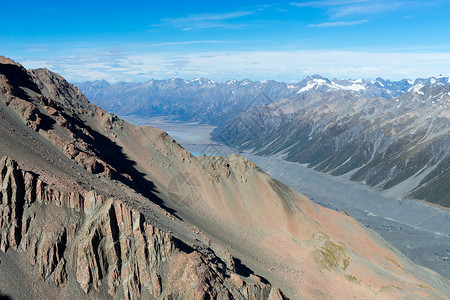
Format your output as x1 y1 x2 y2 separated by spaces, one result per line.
155 10 254 30
291 0 406 17
333 2 404 17
145 40 237 47
291 0 369 8
16 48 450 83
308 19 367 27
168 11 254 22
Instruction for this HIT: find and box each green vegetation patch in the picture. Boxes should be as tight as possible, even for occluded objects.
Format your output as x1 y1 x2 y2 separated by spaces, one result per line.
384 256 402 268
380 285 405 293
415 283 433 291
313 239 351 271
344 274 361 284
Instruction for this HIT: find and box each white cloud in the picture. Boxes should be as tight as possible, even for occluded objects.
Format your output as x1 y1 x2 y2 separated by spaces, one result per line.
16 49 450 83
167 11 254 22
332 1 404 17
155 10 254 30
291 0 407 17
308 19 367 27
291 1 370 8
143 40 236 47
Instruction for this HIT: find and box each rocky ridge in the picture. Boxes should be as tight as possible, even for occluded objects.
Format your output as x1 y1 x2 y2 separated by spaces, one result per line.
0 55 285 299
0 156 283 299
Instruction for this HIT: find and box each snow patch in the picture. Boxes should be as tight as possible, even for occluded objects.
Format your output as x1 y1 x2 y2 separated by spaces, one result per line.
408 83 425 95
298 82 316 93
313 78 327 85
332 82 366 91
298 78 366 93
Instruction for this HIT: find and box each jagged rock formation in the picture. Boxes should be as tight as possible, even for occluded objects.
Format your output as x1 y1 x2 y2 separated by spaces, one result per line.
0 156 283 299
0 56 449 299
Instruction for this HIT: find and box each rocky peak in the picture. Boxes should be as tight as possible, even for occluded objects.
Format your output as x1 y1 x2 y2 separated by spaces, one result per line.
29 68 95 112
0 55 23 66
0 56 41 96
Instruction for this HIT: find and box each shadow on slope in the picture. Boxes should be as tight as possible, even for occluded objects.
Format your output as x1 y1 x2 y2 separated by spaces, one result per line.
68 112 180 217
0 62 40 98
171 236 270 283
234 258 270 284
87 127 180 217
1 60 181 218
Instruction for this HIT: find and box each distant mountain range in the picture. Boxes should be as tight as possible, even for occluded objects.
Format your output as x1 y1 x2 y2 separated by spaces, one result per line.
77 75 450 206
213 83 450 206
76 75 450 125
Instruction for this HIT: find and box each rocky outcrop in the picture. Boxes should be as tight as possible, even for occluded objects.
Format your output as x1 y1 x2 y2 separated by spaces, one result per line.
0 61 123 180
0 156 285 299
198 154 260 183
30 68 95 112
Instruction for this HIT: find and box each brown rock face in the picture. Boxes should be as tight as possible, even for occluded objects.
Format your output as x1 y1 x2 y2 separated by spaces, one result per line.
0 156 284 300
0 60 119 179
30 68 91 109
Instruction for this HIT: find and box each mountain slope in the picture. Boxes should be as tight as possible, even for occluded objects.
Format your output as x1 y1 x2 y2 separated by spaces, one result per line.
212 86 450 206
78 75 449 205
0 56 449 299
1 157 284 299
0 56 284 299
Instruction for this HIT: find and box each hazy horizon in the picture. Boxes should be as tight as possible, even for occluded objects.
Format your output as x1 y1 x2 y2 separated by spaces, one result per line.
71 73 449 85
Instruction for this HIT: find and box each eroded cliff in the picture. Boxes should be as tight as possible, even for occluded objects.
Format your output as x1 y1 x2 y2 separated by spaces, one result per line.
0 156 284 299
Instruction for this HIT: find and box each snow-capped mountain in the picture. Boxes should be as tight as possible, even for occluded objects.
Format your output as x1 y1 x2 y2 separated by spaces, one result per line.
289 75 450 98
293 76 368 94
212 83 449 206
76 75 450 125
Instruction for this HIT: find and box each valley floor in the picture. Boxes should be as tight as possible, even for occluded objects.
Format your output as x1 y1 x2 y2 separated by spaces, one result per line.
123 115 450 280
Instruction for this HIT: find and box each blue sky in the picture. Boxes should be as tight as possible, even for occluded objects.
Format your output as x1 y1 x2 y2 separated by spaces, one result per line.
2 0 450 82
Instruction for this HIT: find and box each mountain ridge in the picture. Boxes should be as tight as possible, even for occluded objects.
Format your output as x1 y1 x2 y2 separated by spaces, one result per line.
76 73 449 205
213 84 449 206
1 56 449 299
76 74 450 126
